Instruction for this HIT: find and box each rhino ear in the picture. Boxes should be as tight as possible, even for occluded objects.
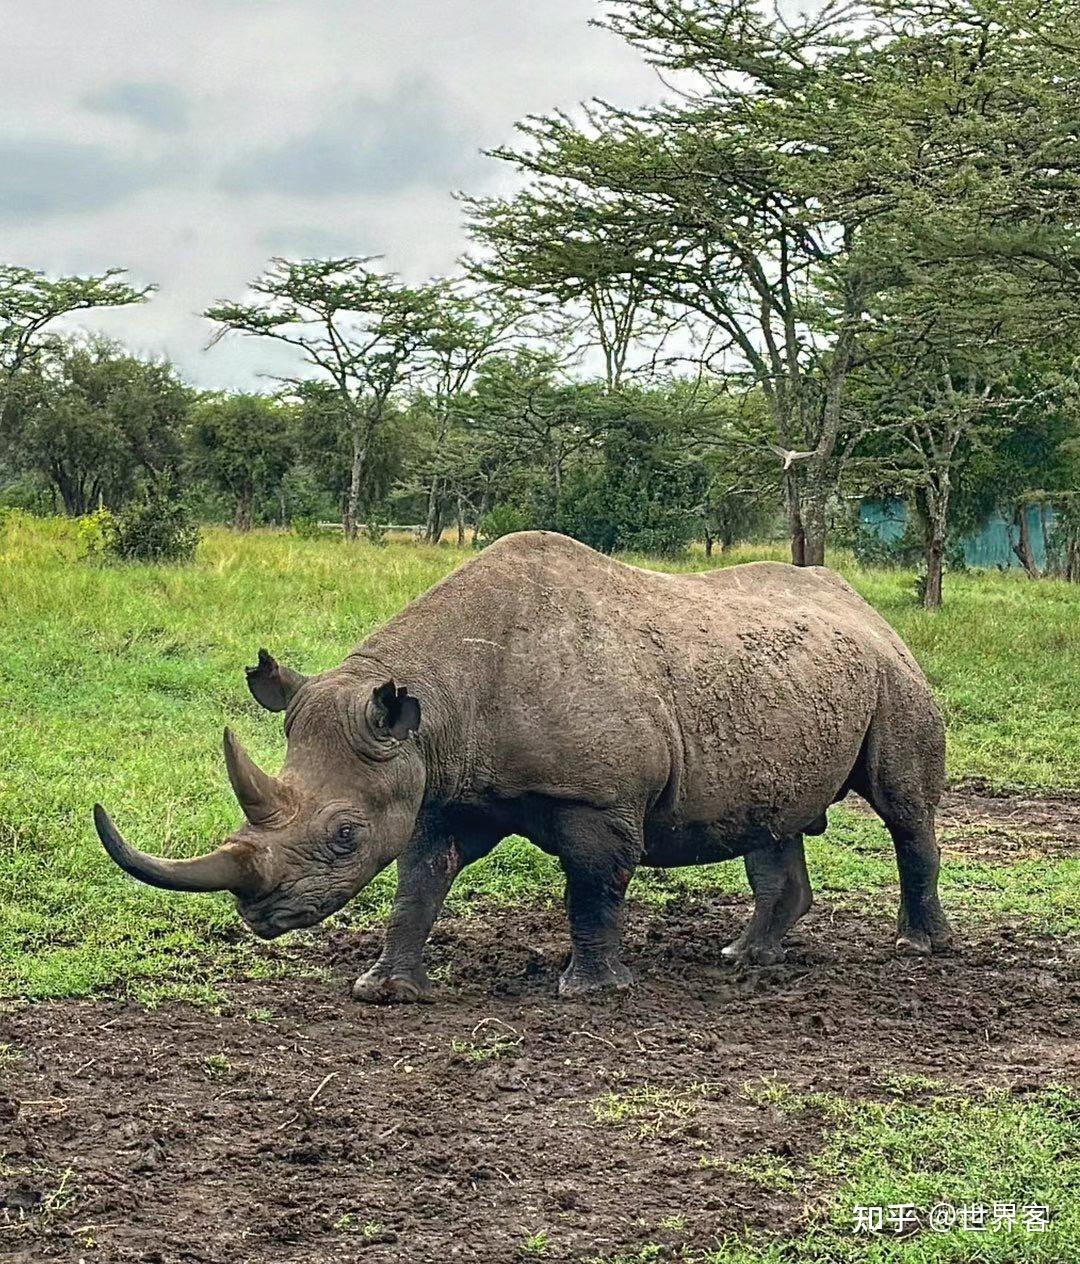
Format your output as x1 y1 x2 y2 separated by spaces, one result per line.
246 648 308 713
369 680 421 741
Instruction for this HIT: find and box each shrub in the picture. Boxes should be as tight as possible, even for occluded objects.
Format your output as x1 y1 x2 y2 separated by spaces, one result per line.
292 515 330 540
75 509 117 559
365 509 389 547
90 487 200 564
0 474 54 515
476 504 531 547
554 463 701 558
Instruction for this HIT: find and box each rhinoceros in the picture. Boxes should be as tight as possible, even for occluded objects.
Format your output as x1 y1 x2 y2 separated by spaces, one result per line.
95 530 953 999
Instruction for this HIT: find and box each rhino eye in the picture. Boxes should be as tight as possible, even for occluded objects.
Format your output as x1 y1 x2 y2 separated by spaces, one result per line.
331 823 356 854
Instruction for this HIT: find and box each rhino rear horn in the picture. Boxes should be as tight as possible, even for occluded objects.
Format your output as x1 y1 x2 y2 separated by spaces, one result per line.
223 728 289 826
246 648 308 712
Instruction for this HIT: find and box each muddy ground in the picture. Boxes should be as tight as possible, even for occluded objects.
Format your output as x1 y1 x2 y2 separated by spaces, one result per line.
2 791 1078 1264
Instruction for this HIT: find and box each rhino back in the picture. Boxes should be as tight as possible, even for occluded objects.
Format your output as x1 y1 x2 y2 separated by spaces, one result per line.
358 533 936 833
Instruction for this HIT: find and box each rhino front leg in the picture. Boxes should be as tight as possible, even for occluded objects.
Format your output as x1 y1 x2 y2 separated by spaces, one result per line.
555 808 641 998
352 829 494 1004
722 835 812 967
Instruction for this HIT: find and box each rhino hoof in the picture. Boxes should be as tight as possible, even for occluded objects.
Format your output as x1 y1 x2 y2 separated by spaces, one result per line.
351 971 433 1005
894 932 932 957
721 941 786 967
558 959 633 998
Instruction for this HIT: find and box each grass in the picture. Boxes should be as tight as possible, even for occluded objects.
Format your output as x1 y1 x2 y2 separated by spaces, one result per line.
1 514 1078 1002
591 1083 716 1137
710 1082 1080 1263
449 1018 523 1063
595 1083 1080 1263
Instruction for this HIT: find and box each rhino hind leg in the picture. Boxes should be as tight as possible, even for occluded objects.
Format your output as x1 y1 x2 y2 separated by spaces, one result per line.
722 835 812 967
554 808 641 998
886 812 954 955
850 700 954 955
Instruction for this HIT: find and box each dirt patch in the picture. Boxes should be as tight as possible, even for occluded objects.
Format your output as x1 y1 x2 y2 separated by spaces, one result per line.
941 781 1080 837
2 896 1078 1264
843 783 1080 857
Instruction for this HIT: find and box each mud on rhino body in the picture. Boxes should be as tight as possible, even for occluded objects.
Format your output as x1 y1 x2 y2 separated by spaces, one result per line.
96 530 954 999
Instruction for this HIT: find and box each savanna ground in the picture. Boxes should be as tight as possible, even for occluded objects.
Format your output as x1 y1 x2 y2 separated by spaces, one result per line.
1 515 1078 1263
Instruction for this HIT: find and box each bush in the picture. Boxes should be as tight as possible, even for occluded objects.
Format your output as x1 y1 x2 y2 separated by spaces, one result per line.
476 504 531 547
292 515 331 540
84 487 200 564
0 473 54 515
364 512 389 547
554 463 701 558
75 509 118 559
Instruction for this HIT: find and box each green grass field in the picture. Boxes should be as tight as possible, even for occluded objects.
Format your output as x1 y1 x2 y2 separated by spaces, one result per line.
1 513 1079 1002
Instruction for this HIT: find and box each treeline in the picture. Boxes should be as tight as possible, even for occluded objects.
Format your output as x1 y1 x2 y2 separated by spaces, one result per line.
3 0 1080 606
0 320 771 558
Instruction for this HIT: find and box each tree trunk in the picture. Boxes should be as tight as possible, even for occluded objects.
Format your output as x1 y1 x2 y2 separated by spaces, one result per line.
56 470 79 516
345 454 362 540
785 472 806 566
1040 504 1054 574
475 489 491 543
1011 502 1039 578
924 531 945 609
234 480 254 532
704 528 714 559
455 495 466 548
344 416 370 542
425 475 442 543
801 478 828 567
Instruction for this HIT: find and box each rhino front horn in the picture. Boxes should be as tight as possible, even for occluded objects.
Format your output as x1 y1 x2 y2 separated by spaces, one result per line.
93 804 255 894
223 728 287 826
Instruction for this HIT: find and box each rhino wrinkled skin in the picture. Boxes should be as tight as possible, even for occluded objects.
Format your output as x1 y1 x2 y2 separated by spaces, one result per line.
95 531 953 1000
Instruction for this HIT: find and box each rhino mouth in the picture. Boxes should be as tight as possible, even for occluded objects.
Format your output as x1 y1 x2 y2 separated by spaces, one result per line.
236 887 354 940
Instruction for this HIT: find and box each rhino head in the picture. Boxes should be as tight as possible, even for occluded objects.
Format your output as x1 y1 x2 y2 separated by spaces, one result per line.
94 650 425 939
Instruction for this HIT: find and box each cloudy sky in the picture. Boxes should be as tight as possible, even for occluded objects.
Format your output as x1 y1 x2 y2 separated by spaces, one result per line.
2 0 661 387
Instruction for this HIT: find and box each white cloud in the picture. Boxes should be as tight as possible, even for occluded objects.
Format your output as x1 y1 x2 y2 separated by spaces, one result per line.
1 0 661 387
83 81 191 133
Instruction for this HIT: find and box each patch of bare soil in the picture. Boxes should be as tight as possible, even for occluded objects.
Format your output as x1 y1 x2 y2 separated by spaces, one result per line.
936 783 1080 857
2 890 1078 1264
841 782 1080 858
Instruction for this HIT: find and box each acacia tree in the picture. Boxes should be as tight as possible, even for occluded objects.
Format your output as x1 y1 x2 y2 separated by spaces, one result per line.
414 280 521 541
206 258 436 538
466 194 676 393
0 266 152 435
849 259 1074 607
469 1 894 565
463 350 614 515
469 0 1080 565
291 379 409 529
0 266 152 379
